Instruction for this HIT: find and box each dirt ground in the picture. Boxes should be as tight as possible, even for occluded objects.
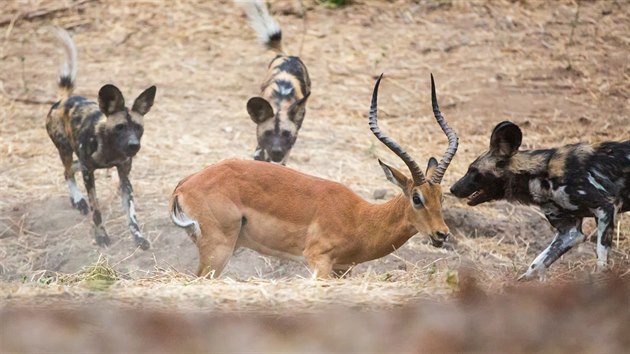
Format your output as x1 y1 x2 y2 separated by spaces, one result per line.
0 0 629 348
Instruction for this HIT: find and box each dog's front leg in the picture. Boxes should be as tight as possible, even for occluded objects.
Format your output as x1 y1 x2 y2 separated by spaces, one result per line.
81 166 110 247
252 145 267 161
518 217 583 281
117 160 150 250
592 203 617 272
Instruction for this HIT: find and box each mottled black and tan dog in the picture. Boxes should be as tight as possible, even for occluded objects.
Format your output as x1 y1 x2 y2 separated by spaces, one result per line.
451 121 630 280
238 0 311 165
46 28 156 249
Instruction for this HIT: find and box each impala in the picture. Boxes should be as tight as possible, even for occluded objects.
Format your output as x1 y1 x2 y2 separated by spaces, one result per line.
170 74 458 278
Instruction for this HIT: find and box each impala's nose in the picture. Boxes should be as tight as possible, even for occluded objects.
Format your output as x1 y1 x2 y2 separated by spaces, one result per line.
435 231 448 241
430 231 449 248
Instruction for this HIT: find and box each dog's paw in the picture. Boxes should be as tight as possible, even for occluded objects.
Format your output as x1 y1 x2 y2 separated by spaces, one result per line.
517 267 547 282
73 198 89 215
95 232 111 248
135 237 151 251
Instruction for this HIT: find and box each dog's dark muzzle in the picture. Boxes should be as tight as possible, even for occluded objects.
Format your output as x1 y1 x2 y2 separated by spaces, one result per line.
126 142 141 156
450 174 477 198
269 147 285 163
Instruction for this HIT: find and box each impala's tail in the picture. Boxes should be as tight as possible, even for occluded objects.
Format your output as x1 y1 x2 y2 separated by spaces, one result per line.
52 27 77 100
236 0 283 54
170 195 201 241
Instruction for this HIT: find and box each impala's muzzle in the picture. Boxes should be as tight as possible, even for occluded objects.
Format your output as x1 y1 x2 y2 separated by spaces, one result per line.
430 231 449 248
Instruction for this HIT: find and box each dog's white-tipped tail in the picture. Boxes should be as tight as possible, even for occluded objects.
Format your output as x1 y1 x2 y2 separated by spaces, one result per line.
52 27 77 99
236 0 283 53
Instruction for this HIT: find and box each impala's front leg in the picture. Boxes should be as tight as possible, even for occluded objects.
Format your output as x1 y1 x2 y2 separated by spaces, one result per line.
518 216 583 281
592 204 617 272
306 254 333 279
117 161 150 250
82 167 110 247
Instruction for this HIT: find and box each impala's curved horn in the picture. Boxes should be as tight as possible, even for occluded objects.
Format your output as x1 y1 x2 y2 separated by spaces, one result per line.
369 74 426 185
429 73 459 184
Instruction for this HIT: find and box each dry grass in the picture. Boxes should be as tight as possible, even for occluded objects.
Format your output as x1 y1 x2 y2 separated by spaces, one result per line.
0 0 629 315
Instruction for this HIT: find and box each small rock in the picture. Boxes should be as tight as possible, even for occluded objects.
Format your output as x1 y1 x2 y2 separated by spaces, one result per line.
373 189 388 200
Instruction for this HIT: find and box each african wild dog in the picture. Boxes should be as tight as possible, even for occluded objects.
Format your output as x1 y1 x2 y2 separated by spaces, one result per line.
238 0 311 165
46 28 156 249
451 121 630 280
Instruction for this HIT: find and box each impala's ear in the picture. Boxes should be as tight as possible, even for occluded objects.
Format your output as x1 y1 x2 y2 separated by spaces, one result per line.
426 157 438 178
378 159 410 191
247 97 274 124
490 121 522 157
98 84 125 116
132 85 156 115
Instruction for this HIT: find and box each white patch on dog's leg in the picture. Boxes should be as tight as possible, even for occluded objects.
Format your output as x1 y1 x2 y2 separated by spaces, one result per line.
67 179 84 204
593 207 611 272
519 245 550 281
129 200 137 223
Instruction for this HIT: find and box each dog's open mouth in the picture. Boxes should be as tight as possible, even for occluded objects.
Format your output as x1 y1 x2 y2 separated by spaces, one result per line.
467 189 486 206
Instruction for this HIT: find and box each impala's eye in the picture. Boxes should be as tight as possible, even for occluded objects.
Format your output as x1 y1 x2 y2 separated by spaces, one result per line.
412 194 423 208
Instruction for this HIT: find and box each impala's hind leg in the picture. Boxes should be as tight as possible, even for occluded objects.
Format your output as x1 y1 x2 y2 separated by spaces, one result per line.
196 222 240 278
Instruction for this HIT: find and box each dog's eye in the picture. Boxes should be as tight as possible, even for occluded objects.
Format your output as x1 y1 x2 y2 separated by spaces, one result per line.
281 130 291 138
115 124 126 132
264 131 273 137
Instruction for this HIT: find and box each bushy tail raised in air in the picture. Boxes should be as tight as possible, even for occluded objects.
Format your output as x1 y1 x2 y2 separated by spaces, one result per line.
236 0 283 54
52 27 78 100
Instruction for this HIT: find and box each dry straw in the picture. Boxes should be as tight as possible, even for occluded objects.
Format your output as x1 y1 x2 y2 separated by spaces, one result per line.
0 0 628 311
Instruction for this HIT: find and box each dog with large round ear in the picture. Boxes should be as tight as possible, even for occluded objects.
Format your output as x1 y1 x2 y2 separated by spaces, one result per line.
489 121 522 158
98 84 126 116
451 116 630 281
47 27 158 251
450 120 523 206
239 0 311 166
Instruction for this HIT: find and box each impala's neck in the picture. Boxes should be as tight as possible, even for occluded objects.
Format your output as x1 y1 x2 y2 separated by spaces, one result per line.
357 194 417 261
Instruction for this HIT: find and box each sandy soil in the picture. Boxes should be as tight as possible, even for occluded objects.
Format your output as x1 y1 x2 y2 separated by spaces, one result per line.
0 0 629 287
